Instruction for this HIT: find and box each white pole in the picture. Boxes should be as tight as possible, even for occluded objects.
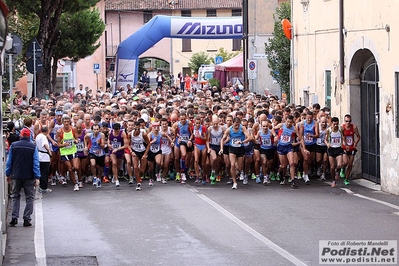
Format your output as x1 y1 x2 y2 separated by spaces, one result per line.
33 41 37 97
8 53 13 111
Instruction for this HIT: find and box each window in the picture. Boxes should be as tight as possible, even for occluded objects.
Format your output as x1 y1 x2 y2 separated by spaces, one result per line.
182 39 191 52
207 9 217 17
181 10 191 17
143 10 152 23
181 11 191 51
232 9 242 16
232 39 241 51
232 9 242 51
325 70 331 108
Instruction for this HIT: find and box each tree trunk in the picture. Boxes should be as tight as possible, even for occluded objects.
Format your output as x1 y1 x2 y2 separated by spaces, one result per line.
35 0 64 99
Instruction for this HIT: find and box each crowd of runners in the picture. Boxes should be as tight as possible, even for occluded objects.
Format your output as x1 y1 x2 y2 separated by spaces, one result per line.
4 82 361 192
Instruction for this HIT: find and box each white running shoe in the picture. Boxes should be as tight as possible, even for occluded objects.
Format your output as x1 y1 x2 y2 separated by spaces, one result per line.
73 184 79 191
239 172 244 181
149 179 153 186
136 183 142 191
232 183 238 189
92 177 97 186
78 181 83 188
319 173 326 181
243 176 248 185
161 178 167 184
115 180 120 187
156 174 161 182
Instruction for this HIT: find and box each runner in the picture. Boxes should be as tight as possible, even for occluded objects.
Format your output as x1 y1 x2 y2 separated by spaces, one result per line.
192 117 208 184
325 117 346 188
108 123 128 187
160 118 174 184
315 116 329 180
255 120 277 185
147 122 163 186
220 117 252 189
274 115 307 188
56 115 80 191
341 114 361 185
84 124 106 188
300 111 319 183
207 117 223 184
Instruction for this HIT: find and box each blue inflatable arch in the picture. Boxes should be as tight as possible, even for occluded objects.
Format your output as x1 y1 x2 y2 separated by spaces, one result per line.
116 15 243 88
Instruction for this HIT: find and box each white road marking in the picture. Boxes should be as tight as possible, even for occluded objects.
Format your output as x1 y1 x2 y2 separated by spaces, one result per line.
340 188 354 194
196 193 308 266
352 193 399 211
35 191 47 266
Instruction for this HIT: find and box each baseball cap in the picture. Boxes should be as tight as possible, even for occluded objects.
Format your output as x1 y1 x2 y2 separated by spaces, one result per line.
20 128 31 138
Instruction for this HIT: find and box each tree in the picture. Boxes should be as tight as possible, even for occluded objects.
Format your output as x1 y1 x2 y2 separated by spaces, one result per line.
5 0 101 98
264 2 291 101
211 47 240 64
51 8 105 90
188 51 211 74
2 11 39 93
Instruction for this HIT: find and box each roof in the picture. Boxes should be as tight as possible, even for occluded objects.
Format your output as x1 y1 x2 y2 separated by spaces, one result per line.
105 0 242 11
215 52 243 72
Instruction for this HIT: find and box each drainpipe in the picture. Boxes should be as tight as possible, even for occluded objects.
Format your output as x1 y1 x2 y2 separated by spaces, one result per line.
118 11 122 44
243 0 249 91
339 0 344 84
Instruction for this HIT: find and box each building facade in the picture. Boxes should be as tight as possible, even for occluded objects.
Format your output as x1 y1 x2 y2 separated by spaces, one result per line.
292 0 399 194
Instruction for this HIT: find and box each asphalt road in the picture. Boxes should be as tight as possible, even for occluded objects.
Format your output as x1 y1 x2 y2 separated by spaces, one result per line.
4 177 399 266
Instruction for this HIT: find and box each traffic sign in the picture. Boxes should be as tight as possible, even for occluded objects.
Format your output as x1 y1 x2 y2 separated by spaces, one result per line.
94 63 100 74
26 38 42 58
26 57 43 74
5 33 22 56
215 56 223 65
247 59 257 80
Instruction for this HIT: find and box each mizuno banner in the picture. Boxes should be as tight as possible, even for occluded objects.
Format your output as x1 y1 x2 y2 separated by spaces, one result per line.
170 17 243 39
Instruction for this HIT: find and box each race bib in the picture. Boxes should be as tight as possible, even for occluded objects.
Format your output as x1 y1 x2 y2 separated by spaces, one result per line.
332 137 341 145
280 135 291 144
231 138 242 147
180 135 190 142
94 148 103 156
317 138 323 145
112 142 121 149
346 136 353 146
262 138 271 146
133 143 144 150
211 137 221 145
305 134 313 142
151 144 160 152
76 141 84 152
161 139 169 146
64 139 73 148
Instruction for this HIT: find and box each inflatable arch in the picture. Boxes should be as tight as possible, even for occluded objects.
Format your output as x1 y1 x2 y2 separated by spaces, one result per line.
116 15 243 88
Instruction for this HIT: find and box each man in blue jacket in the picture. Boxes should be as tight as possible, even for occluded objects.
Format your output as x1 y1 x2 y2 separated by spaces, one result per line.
6 128 41 227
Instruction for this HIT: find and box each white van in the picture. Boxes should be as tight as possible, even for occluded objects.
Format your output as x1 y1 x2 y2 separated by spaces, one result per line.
197 64 215 85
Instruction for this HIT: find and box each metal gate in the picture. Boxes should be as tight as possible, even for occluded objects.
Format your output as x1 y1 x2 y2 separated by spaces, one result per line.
360 63 380 183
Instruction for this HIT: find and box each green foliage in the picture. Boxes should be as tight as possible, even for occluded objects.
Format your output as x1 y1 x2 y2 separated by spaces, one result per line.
5 0 102 98
188 52 212 74
208 78 220 88
264 2 291 101
138 58 150 78
54 8 105 61
155 59 170 70
211 47 240 64
2 12 40 91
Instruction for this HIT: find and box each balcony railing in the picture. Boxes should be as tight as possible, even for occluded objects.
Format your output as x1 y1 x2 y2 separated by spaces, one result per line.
106 45 118 58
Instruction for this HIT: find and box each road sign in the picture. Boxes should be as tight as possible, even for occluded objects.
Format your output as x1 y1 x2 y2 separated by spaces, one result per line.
247 59 257 80
26 57 43 74
5 34 22 56
215 56 223 65
253 53 267 59
26 38 42 58
93 63 100 74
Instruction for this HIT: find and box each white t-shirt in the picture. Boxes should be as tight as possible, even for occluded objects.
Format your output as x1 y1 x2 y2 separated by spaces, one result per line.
35 133 51 162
